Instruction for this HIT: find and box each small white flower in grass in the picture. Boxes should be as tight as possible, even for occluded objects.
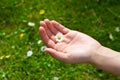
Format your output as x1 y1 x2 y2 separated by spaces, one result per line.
53 76 59 80
11 45 15 49
40 46 47 52
47 64 51 67
109 33 114 40
37 40 42 45
5 55 11 58
28 22 35 27
2 74 5 78
27 50 33 57
55 32 64 42
115 27 120 32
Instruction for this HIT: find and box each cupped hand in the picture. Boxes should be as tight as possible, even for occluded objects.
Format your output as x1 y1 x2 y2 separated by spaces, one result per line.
39 19 101 64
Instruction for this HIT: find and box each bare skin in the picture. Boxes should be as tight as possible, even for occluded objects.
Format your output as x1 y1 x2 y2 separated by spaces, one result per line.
39 19 120 75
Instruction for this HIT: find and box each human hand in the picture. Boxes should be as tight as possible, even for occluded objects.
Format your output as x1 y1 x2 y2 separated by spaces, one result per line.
39 19 102 64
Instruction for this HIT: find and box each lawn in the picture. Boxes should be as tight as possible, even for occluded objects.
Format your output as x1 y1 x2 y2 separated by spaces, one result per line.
0 0 120 80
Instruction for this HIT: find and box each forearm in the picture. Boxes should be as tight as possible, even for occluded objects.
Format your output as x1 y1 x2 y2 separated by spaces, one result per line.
90 46 120 75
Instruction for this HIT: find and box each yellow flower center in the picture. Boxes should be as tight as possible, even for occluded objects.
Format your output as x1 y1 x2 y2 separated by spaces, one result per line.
57 35 61 40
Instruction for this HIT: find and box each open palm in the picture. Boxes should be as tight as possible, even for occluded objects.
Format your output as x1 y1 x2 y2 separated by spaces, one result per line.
39 19 101 63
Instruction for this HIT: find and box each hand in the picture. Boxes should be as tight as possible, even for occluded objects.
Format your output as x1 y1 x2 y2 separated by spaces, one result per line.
39 19 102 64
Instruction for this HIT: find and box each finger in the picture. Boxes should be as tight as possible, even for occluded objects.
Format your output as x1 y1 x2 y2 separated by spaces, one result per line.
44 19 58 35
40 21 55 41
44 48 68 62
51 20 70 34
39 27 55 48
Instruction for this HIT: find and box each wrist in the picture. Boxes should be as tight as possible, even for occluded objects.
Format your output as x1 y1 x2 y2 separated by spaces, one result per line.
89 45 119 65
89 45 120 75
89 45 104 65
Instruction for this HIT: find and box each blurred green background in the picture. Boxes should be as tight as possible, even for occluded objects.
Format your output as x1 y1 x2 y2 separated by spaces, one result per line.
0 0 120 80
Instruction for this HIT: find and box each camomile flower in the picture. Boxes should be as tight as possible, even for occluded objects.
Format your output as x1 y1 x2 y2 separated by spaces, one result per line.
109 33 114 40
2 74 5 78
11 45 15 49
27 50 33 57
55 32 64 42
5 55 11 58
28 22 35 27
37 40 42 45
115 27 120 32
40 46 47 52
53 76 59 80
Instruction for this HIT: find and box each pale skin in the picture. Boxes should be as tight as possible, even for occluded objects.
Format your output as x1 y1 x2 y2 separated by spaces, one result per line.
39 19 120 75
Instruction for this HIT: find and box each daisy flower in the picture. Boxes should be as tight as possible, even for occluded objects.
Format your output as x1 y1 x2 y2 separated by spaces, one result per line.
5 55 11 58
28 22 35 27
115 27 120 32
40 46 47 52
55 32 64 42
53 76 59 80
11 45 15 49
37 40 42 45
109 33 114 40
2 74 5 78
27 50 33 57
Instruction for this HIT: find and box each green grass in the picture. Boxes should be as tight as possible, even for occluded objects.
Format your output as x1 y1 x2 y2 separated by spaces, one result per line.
0 0 120 79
